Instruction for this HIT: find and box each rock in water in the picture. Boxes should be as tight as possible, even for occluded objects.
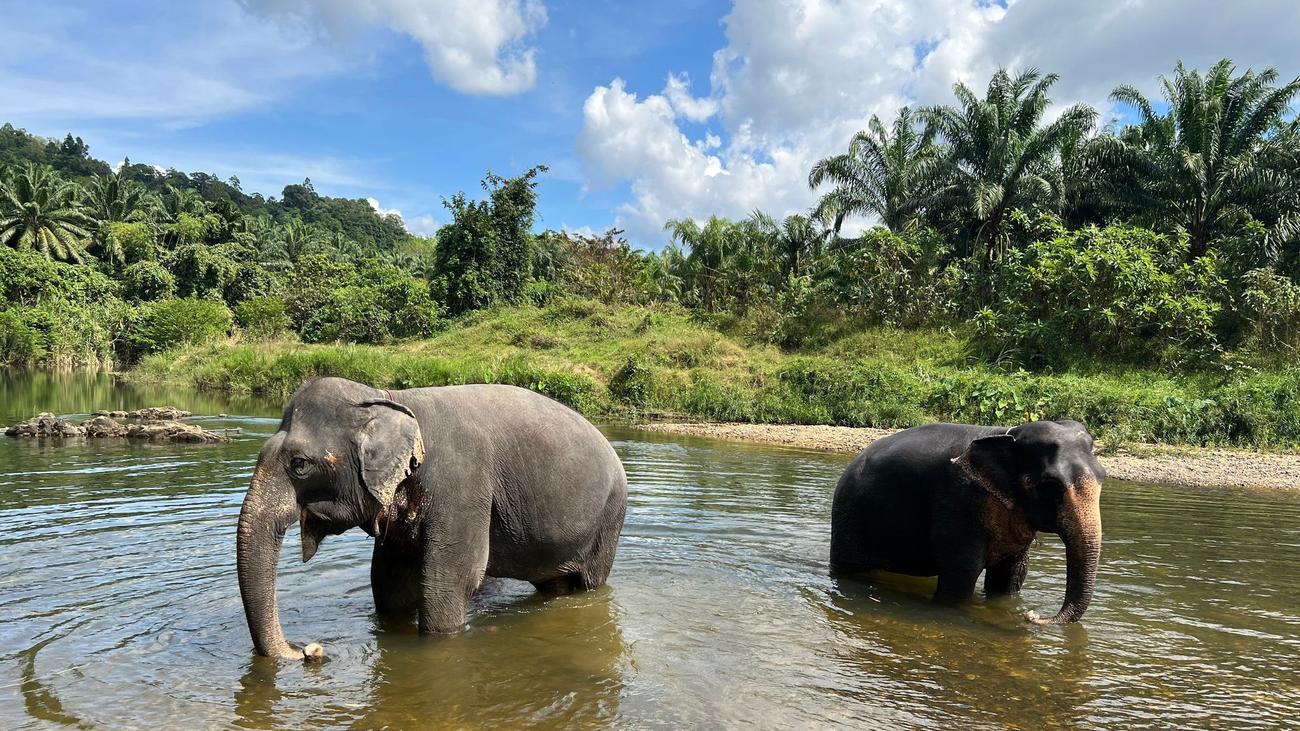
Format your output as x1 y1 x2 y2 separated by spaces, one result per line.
4 413 86 438
82 415 123 438
5 411 237 443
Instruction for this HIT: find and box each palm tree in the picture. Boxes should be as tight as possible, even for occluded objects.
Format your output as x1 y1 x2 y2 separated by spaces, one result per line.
1108 59 1300 262
86 170 156 264
276 219 323 265
921 68 1096 258
87 170 154 225
159 185 206 222
664 216 744 312
0 164 95 263
749 210 831 280
808 107 937 233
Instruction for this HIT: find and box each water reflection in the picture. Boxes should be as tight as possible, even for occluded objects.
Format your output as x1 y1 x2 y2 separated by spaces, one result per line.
818 574 1097 728
231 585 627 730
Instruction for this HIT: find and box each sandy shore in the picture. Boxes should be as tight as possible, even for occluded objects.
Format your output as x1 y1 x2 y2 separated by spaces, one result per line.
637 422 1300 491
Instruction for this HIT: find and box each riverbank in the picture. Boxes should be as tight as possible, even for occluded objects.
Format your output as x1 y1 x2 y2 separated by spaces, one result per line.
128 302 1300 452
638 422 1300 490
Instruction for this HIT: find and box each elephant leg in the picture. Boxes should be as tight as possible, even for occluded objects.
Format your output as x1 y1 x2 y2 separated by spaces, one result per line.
418 507 491 635
933 547 983 604
372 541 421 619
532 574 585 596
984 548 1030 596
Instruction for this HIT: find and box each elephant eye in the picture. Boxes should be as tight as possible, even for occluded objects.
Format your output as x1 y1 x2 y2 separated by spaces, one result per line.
289 456 310 476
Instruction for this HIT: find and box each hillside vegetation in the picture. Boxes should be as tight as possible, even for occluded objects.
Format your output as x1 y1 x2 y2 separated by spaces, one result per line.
5 59 1300 449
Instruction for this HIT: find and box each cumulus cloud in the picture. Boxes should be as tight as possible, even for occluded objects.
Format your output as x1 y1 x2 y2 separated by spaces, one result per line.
367 196 403 219
240 0 548 95
580 0 1300 245
405 213 440 236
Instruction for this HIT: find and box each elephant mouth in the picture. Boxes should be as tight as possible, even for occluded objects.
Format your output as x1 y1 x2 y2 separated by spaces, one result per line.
298 507 350 562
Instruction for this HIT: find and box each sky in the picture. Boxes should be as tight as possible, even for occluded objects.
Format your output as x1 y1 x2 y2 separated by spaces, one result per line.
2 0 1299 247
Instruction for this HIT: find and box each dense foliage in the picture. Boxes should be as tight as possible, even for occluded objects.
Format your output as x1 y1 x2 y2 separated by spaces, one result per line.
3 58 1300 446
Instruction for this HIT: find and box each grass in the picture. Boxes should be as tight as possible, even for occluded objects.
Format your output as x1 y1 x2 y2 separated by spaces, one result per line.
128 299 1300 450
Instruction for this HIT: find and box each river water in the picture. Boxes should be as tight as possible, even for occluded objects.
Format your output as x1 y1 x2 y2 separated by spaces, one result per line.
1 371 1298 729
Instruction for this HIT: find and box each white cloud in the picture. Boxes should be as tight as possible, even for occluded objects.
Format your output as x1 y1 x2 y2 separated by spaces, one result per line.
405 213 440 236
240 0 548 95
663 73 718 122
0 2 347 128
367 196 404 219
580 0 1300 246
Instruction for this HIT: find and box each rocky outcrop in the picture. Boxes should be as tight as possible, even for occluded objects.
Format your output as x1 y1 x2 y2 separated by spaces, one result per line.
5 413 86 438
5 410 237 443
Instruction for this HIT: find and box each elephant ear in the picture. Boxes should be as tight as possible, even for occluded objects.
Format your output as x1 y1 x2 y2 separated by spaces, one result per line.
355 398 425 509
952 433 1019 508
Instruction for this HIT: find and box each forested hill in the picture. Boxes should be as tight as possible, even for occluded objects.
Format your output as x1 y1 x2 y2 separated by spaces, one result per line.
0 123 409 252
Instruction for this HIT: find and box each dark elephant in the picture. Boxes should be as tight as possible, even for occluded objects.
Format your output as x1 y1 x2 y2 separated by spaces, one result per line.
829 420 1104 624
236 377 628 660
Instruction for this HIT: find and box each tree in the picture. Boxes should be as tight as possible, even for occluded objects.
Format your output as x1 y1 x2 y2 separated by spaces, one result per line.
0 164 95 263
921 68 1096 258
433 166 547 314
663 215 746 312
86 170 156 264
159 184 206 222
275 219 323 265
1108 59 1300 262
749 210 831 281
808 107 937 233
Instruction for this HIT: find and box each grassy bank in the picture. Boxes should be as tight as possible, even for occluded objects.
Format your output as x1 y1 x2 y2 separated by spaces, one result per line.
129 301 1300 450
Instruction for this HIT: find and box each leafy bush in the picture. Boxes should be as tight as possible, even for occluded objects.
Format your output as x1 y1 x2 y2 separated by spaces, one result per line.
0 246 119 306
103 221 156 263
816 229 959 328
302 286 390 344
0 303 117 367
283 254 358 331
127 298 232 356
973 224 1223 367
0 310 43 364
121 260 175 302
235 296 291 340
1237 268 1300 354
608 356 656 407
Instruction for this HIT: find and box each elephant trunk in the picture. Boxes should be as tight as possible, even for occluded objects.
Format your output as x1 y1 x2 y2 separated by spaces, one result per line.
1035 477 1102 625
236 452 301 659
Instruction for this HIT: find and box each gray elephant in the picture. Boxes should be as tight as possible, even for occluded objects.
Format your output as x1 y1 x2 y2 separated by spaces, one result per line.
237 377 628 660
830 420 1104 624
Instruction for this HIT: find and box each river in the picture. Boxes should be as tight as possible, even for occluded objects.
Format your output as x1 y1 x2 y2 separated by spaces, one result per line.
1 371 1298 729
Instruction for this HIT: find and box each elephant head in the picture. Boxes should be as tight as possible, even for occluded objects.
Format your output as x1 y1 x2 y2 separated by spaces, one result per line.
955 419 1105 624
236 377 425 659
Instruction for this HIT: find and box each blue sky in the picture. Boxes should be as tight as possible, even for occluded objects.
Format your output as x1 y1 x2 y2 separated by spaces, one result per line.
3 0 1298 247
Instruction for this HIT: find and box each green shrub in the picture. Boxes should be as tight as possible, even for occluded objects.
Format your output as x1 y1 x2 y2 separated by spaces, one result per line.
0 246 119 306
1237 268 1300 354
127 298 232 356
122 261 176 302
302 286 390 344
0 309 44 364
235 296 291 340
104 221 157 263
283 254 358 330
816 229 959 328
973 224 1223 367
608 356 656 407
